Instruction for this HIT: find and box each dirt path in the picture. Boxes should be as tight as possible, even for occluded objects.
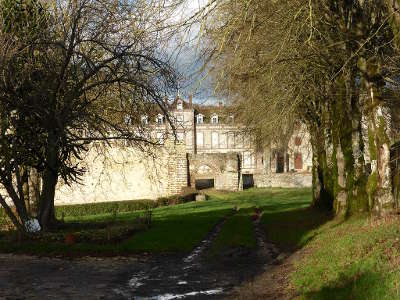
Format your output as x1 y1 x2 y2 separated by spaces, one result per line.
0 211 282 299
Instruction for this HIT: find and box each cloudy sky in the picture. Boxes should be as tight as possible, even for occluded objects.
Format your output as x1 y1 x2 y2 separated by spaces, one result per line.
166 0 221 105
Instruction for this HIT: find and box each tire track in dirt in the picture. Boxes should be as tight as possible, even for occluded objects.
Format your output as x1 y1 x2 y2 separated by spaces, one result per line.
115 209 237 299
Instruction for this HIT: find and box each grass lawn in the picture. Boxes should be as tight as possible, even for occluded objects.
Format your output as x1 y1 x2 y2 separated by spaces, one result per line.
290 215 400 300
208 207 257 256
0 187 313 256
253 193 400 299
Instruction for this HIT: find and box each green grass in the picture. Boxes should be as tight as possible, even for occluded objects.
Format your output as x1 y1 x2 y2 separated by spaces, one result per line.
118 203 232 252
262 206 332 249
0 187 314 256
3 186 399 299
290 215 400 299
209 208 257 255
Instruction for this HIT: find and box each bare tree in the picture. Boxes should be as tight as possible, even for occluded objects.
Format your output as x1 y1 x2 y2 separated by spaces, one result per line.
0 0 179 231
199 0 400 215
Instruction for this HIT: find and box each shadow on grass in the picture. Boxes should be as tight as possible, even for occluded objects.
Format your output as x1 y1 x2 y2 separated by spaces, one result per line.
304 270 392 300
262 206 333 250
0 207 234 256
0 188 320 256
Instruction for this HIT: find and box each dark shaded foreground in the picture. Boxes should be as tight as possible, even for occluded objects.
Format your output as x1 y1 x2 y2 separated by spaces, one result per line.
0 214 279 299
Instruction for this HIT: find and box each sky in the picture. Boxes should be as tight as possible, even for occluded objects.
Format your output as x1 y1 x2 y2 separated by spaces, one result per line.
166 0 221 105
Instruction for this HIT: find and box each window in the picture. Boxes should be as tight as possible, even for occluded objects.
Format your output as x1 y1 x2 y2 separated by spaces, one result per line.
228 132 235 148
229 115 234 123
156 114 164 125
141 115 148 125
186 131 192 145
176 115 183 125
243 152 251 167
211 114 219 124
196 114 204 124
235 134 243 148
212 132 218 148
177 132 184 142
219 133 227 148
197 132 204 147
295 136 302 146
177 100 183 110
156 132 164 144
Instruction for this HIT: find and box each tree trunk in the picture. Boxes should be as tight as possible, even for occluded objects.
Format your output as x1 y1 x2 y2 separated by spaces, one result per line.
22 167 30 214
366 83 394 215
331 75 369 215
38 131 59 229
39 168 58 229
4 182 29 224
311 131 334 211
0 194 24 232
29 168 41 215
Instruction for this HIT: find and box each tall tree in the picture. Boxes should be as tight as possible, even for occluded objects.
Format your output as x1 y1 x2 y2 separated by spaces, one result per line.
201 0 399 215
0 0 178 231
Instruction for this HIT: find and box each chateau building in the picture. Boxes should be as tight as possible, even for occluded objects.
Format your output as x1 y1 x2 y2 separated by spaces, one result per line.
55 96 312 205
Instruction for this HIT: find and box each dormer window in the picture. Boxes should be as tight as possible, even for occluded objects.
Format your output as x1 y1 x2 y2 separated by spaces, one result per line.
176 115 183 125
211 114 219 124
141 115 149 125
156 114 164 125
177 100 183 110
156 132 165 144
196 114 204 124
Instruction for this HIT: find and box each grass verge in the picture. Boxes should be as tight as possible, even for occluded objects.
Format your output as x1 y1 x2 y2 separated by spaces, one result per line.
258 200 400 299
290 215 400 299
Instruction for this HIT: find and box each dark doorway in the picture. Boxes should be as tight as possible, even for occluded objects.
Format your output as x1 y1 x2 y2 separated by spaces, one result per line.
276 152 284 173
294 152 303 170
195 179 215 190
242 174 254 189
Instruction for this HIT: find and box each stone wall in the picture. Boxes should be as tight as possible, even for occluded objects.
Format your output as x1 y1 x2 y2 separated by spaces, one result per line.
254 172 312 188
188 152 239 191
54 141 188 205
166 141 188 195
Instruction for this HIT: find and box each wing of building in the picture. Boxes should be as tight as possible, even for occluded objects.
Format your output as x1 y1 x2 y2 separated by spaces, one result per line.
55 96 312 205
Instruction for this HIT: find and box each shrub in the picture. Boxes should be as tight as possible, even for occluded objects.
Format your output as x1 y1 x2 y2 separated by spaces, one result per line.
55 199 158 218
55 188 199 218
155 188 198 207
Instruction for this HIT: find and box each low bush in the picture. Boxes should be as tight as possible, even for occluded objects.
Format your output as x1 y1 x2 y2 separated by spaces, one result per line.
155 187 197 207
0 189 199 221
55 189 198 218
55 199 157 218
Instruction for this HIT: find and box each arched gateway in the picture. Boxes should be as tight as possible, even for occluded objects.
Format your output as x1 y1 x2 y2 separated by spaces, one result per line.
188 153 241 191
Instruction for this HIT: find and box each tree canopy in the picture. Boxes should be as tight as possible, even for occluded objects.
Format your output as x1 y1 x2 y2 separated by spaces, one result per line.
0 0 179 231
201 0 400 215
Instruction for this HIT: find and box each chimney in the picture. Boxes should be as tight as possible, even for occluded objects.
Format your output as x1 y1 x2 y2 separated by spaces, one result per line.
189 94 193 107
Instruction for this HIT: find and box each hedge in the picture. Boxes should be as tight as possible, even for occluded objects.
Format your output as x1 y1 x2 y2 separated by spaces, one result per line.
55 191 198 218
0 189 199 220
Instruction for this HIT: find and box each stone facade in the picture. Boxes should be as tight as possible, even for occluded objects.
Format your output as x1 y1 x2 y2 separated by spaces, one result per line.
55 96 313 205
188 152 240 191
